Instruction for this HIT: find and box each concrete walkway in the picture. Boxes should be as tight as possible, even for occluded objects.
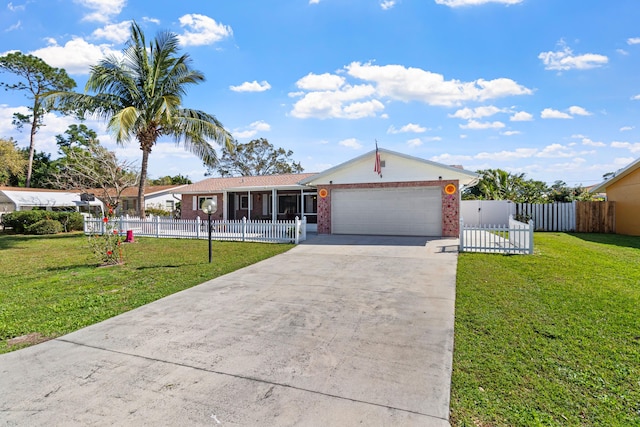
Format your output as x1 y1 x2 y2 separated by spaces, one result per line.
0 235 460 426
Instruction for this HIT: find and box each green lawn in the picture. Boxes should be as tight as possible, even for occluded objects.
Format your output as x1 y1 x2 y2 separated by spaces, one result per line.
451 233 640 427
0 232 293 354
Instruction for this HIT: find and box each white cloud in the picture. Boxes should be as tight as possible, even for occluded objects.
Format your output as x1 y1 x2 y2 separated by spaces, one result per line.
233 120 271 139
290 84 383 119
620 126 634 132
475 148 537 160
339 138 363 149
460 120 505 130
568 105 592 116
229 80 271 92
632 94 640 100
435 0 523 7
91 21 131 43
538 42 608 71
536 143 592 158
296 73 345 91
387 123 427 134
7 2 26 12
29 37 120 75
541 108 572 119
407 138 422 147
510 111 533 121
611 141 640 153
431 153 473 164
449 105 503 119
291 62 531 119
5 21 21 32
617 49 629 56
501 130 521 136
581 138 606 147
177 14 232 47
380 0 396 9
309 0 320 3
424 136 442 142
143 17 160 24
627 37 640 45
73 0 126 23
345 62 532 106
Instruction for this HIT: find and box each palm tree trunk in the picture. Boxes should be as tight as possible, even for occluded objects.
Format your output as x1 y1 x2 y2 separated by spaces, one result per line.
138 149 150 218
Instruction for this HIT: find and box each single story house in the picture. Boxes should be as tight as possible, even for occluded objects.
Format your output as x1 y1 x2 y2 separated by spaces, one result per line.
0 187 104 216
178 149 478 237
591 157 640 236
88 185 186 216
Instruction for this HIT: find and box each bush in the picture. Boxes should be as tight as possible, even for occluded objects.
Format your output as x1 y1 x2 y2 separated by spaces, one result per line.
1 211 84 233
54 212 84 232
1 211 48 233
25 219 63 235
146 207 172 217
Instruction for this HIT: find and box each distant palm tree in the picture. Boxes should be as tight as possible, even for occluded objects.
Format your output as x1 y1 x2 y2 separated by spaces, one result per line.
53 22 232 217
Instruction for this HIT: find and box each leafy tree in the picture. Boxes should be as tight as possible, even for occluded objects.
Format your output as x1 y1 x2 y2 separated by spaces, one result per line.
463 169 549 203
55 123 99 150
0 138 27 185
208 138 304 177
50 22 232 217
51 141 139 210
0 52 76 187
148 174 192 185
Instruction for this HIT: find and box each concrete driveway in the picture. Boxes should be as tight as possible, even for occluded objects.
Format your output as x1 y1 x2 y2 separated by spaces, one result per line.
0 235 460 426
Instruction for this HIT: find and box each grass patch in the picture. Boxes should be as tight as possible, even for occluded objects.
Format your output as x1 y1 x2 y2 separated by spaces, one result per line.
451 233 640 426
0 232 293 354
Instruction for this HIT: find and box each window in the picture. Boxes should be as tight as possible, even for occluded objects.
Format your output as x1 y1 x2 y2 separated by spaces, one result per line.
165 200 175 211
278 195 298 215
198 196 214 211
240 195 249 210
303 194 317 214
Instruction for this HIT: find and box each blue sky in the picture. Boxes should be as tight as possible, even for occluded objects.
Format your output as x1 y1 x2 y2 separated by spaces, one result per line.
2 0 640 186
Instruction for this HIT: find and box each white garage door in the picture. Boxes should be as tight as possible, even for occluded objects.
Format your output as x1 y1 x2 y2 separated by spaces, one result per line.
331 187 442 236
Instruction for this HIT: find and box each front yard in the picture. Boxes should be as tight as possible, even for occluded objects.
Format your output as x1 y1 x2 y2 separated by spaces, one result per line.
0 233 293 354
451 233 640 426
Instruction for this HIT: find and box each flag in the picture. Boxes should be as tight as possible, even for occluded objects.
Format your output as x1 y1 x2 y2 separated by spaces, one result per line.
374 142 382 177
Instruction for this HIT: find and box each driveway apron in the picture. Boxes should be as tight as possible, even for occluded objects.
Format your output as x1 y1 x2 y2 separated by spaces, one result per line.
0 235 459 426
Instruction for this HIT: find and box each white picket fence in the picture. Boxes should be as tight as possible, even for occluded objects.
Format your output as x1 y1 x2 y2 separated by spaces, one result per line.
84 215 307 244
459 215 534 254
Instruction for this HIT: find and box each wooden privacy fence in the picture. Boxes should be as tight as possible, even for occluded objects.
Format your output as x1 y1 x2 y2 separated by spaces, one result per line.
575 201 615 233
84 216 307 244
459 216 534 254
515 201 615 233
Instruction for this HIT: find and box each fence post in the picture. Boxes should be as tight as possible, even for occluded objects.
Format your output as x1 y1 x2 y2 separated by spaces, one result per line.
295 217 300 244
528 219 534 254
119 216 124 236
196 217 201 239
242 217 246 242
301 216 307 241
459 218 464 252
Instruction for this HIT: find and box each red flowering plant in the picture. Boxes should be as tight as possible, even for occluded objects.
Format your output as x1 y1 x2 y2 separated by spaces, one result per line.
87 203 125 265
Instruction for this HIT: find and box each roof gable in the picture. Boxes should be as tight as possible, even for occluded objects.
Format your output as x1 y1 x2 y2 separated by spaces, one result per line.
591 157 640 193
300 149 478 186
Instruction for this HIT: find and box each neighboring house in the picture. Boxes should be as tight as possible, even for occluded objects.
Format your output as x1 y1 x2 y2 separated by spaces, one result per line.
177 173 319 230
179 148 478 237
90 185 186 215
591 157 640 236
0 187 104 216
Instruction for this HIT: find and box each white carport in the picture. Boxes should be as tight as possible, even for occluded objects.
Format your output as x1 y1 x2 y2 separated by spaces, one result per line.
0 187 104 215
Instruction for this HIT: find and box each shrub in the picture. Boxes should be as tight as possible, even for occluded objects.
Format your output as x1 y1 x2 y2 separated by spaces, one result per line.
1 211 48 233
146 207 172 217
1 211 85 233
25 219 63 235
54 212 84 232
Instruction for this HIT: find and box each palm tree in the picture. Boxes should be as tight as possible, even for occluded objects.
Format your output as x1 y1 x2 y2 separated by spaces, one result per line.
53 22 232 217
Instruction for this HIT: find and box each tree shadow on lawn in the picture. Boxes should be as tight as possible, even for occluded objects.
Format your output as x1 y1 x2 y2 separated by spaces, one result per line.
0 232 83 249
568 232 640 250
